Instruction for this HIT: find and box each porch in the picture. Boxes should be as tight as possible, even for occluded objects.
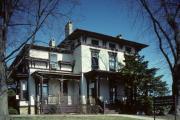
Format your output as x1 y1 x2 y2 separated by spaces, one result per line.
32 71 81 114
84 70 126 113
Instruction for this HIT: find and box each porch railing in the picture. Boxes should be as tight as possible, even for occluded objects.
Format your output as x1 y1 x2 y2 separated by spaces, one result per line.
36 95 80 114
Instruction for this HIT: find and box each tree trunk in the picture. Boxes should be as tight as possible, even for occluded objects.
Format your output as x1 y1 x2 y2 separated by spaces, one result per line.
0 62 9 120
0 0 9 118
174 63 180 115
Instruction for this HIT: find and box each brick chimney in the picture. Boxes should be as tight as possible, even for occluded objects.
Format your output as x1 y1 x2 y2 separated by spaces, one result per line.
49 38 56 48
65 21 73 37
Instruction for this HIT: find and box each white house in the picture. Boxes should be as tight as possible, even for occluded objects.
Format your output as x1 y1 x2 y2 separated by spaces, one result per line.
9 21 147 114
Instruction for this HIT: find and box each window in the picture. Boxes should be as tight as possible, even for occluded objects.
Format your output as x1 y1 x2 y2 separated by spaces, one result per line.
109 52 117 71
91 49 100 70
109 43 116 50
125 46 132 53
63 81 68 95
37 82 48 97
91 40 99 46
77 39 81 44
20 80 28 100
103 41 106 47
71 43 74 50
42 83 48 97
50 53 58 70
82 36 87 43
119 44 123 49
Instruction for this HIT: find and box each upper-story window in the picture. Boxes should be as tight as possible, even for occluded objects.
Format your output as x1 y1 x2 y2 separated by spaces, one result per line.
103 41 107 47
91 40 99 46
49 53 58 70
90 49 100 70
109 52 117 71
125 46 132 54
20 80 28 100
71 43 74 50
119 44 123 50
77 39 81 45
109 43 116 50
82 35 87 43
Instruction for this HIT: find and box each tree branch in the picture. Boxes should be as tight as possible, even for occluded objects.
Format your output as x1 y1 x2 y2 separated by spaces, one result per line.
8 23 32 26
4 0 59 62
153 20 173 73
140 0 177 62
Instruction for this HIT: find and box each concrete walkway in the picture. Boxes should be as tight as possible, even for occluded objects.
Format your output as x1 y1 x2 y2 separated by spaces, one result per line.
111 114 165 120
11 114 166 120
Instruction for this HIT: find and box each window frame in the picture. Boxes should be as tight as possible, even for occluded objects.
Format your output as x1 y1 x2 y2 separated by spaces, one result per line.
90 49 100 70
20 80 28 101
108 52 117 72
125 46 132 54
49 53 58 70
109 43 116 50
102 41 107 47
91 39 99 46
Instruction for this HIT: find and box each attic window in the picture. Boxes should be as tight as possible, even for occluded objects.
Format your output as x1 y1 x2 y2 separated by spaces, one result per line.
109 43 116 50
82 36 87 43
103 41 106 47
119 44 123 49
125 46 132 53
91 40 99 46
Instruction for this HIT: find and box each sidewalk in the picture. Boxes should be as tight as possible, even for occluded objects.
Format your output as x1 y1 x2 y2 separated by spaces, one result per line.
11 114 166 120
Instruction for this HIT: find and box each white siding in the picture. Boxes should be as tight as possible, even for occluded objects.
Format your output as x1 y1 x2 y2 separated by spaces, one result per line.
80 44 125 72
30 49 49 59
73 46 82 74
28 75 36 107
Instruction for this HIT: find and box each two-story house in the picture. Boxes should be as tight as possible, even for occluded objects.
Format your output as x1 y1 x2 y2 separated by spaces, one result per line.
9 21 147 114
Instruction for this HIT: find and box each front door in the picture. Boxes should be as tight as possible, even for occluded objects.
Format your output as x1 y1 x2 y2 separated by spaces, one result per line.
109 81 117 103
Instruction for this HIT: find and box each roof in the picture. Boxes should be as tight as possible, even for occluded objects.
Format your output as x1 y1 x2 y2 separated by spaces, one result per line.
59 29 148 51
8 44 72 77
32 71 81 80
84 70 122 80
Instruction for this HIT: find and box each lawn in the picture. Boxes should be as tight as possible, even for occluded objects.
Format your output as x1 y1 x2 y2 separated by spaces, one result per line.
11 115 141 120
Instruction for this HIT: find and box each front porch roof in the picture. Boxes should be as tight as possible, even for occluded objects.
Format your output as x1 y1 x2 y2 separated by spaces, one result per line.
84 70 122 80
32 71 81 80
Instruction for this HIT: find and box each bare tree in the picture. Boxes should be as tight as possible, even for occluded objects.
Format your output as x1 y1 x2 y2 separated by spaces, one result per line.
137 0 180 115
0 0 78 119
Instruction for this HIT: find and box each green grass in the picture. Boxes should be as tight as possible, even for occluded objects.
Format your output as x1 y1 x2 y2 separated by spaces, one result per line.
11 115 141 120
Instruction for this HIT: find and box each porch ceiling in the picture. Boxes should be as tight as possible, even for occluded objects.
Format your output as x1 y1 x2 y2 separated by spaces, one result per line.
32 71 81 80
84 70 122 80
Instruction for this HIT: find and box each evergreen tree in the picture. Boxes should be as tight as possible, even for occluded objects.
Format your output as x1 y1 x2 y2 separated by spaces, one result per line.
120 54 169 114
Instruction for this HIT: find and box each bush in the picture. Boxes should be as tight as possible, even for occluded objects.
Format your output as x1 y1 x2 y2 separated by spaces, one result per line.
9 107 18 114
8 89 16 96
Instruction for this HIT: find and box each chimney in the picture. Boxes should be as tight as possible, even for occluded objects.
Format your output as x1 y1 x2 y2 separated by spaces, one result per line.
49 38 56 48
65 21 73 37
116 34 122 39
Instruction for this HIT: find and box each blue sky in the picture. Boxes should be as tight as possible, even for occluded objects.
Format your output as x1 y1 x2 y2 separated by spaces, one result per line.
35 0 172 90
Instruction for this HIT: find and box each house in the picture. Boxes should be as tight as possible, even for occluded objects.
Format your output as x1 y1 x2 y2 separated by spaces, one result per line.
9 21 148 114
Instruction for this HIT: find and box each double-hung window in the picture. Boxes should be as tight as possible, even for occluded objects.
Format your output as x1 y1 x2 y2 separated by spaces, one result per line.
20 80 28 100
91 49 100 70
50 53 58 70
91 40 99 46
109 43 116 50
109 52 117 71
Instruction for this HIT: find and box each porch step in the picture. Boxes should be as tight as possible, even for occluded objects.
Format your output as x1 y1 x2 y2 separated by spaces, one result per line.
104 108 119 114
42 105 80 114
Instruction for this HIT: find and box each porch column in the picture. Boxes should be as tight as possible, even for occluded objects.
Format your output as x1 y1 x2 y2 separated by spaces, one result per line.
86 78 90 104
60 76 64 105
60 80 63 96
95 76 100 100
40 76 43 114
